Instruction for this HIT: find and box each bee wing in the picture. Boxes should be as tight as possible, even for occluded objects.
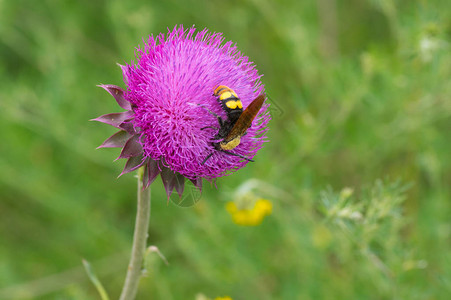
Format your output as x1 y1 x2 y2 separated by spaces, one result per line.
224 94 266 141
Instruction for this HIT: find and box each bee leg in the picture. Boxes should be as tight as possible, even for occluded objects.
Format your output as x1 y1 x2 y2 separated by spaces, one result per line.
221 150 254 162
197 104 224 126
197 104 219 117
201 153 214 165
200 126 218 131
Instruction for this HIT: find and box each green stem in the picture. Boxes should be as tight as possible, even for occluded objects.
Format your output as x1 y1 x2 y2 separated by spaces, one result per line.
119 168 151 300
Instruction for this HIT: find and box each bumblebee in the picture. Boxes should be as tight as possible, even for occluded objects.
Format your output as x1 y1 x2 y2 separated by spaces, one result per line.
201 85 266 165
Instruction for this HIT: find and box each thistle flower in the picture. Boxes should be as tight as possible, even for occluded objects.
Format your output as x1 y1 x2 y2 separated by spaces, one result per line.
94 25 270 198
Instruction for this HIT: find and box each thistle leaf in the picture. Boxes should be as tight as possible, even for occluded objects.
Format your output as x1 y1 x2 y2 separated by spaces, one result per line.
117 135 143 160
189 177 203 192
174 173 185 198
119 121 136 135
97 130 130 149
91 111 134 128
143 159 161 189
118 155 145 177
160 168 177 199
97 84 131 110
82 259 110 300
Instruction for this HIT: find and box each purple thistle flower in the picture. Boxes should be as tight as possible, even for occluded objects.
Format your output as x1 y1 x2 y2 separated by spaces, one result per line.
94 25 270 198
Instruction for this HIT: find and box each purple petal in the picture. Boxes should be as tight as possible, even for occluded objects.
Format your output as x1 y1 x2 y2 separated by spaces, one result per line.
97 130 131 148
117 64 129 85
117 134 143 160
118 154 145 177
91 111 134 128
97 84 131 110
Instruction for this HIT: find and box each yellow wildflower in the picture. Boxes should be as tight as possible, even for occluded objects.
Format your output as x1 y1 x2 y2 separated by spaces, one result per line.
214 297 233 300
226 198 272 226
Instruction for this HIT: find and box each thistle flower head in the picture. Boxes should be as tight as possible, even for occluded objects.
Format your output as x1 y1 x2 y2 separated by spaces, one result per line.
94 25 270 198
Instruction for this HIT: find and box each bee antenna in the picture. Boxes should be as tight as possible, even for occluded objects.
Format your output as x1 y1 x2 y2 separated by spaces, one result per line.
220 150 254 162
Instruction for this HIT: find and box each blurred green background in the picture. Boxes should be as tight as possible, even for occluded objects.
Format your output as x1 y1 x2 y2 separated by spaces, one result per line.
1 0 450 299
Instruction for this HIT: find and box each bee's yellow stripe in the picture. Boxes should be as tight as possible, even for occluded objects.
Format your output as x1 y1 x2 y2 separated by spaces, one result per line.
214 85 238 98
219 91 233 101
220 137 241 150
214 85 230 96
225 100 243 109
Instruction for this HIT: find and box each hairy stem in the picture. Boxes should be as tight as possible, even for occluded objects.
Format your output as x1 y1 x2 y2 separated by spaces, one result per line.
119 168 151 300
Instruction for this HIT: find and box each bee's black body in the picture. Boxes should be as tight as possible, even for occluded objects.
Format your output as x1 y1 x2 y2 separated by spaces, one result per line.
201 85 266 165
